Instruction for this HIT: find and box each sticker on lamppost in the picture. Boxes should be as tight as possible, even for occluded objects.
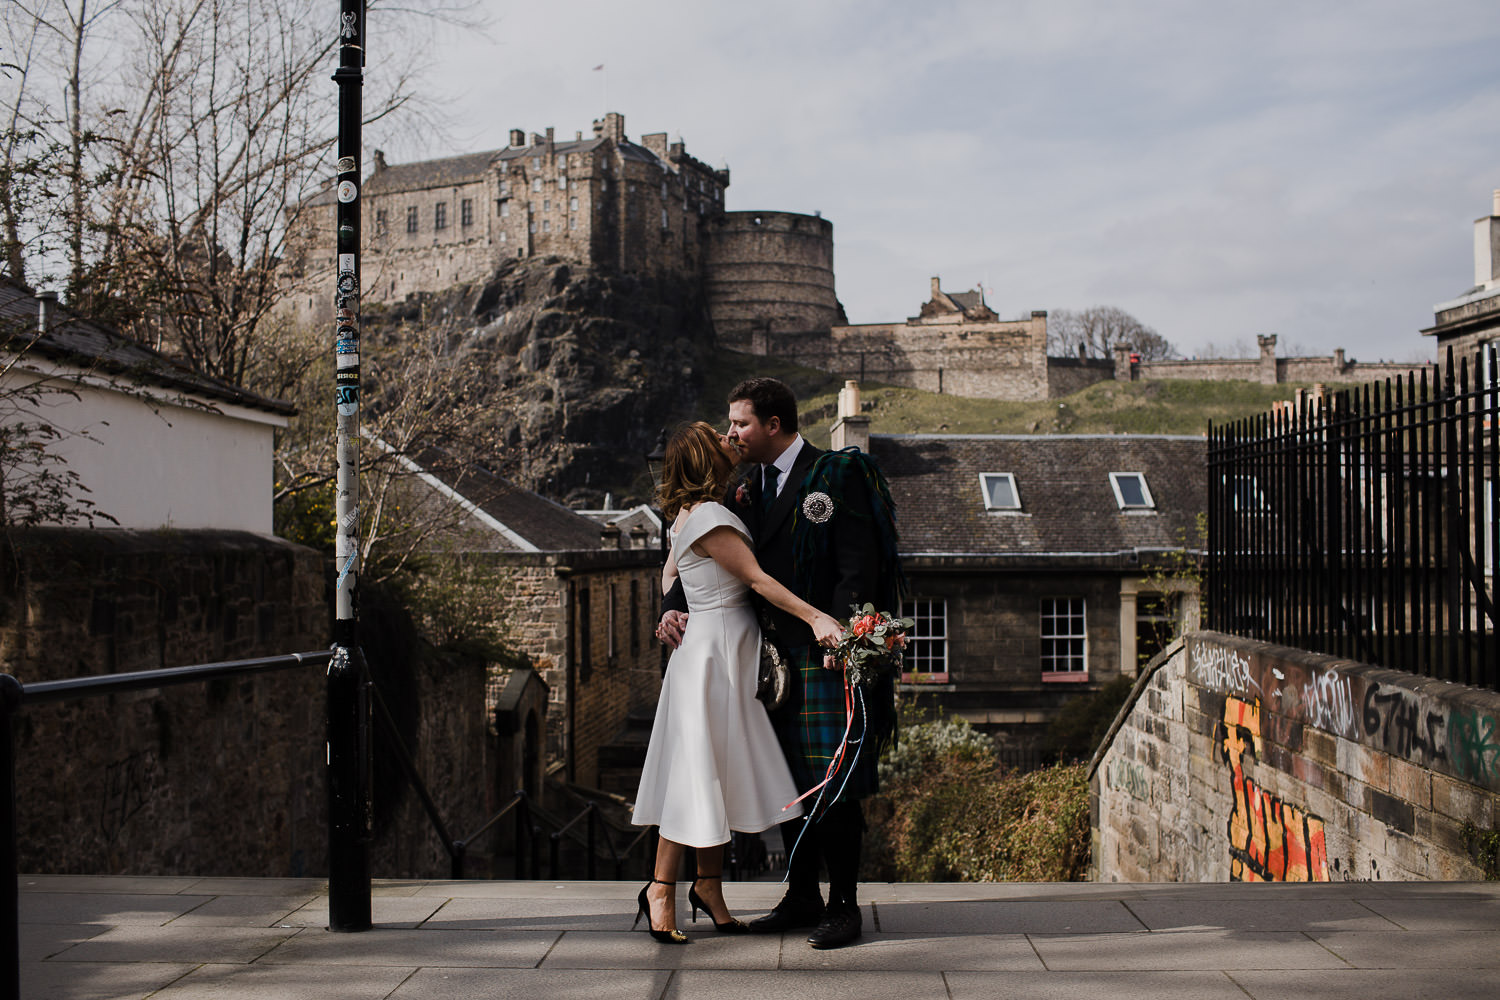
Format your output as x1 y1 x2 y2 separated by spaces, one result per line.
337 156 357 174
337 180 358 203
338 253 355 273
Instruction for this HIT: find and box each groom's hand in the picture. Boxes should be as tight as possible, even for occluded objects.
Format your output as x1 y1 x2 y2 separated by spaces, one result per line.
656 610 688 649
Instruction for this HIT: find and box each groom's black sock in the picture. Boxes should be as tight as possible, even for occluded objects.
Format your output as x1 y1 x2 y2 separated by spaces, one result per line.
820 800 864 910
781 816 823 902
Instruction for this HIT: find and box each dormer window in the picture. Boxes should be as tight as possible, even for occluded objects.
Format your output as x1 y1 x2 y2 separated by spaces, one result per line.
1109 472 1155 510
979 473 1021 511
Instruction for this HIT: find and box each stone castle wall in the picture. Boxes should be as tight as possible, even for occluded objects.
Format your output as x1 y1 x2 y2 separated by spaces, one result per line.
767 312 1052 401
705 211 840 349
1092 631 1500 882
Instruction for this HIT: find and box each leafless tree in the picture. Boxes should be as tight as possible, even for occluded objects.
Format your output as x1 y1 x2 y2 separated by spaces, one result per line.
1048 306 1177 361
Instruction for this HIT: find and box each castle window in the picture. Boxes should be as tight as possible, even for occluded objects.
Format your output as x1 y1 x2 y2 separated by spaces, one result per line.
557 177 566 191
374 209 388 236
532 156 541 169
498 231 507 242
434 202 447 229
542 219 550 233
499 201 509 218
556 154 566 168
544 199 551 212
529 221 537 233
533 177 542 192
460 199 473 227
570 197 578 211
569 216 577 229
661 181 668 199
499 180 508 197
979 473 1021 511
406 206 418 233
602 178 609 192
661 208 668 229
1108 472 1155 510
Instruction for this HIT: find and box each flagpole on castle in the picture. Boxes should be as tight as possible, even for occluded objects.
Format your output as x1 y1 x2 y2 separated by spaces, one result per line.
595 62 606 112
328 0 372 932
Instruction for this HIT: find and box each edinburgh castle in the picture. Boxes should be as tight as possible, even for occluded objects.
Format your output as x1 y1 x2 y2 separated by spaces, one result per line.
284 112 1425 401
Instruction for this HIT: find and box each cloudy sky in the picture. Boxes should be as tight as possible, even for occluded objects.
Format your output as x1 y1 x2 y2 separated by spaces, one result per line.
389 0 1500 363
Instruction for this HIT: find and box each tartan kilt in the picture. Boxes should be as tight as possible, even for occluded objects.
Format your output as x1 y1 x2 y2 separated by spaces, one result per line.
769 645 880 802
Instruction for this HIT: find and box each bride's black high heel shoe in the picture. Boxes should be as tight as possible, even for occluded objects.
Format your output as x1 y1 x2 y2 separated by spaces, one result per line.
634 878 688 944
688 874 748 933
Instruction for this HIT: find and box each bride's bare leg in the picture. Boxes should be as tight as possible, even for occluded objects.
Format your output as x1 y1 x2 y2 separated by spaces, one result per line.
691 843 736 924
650 836 685 931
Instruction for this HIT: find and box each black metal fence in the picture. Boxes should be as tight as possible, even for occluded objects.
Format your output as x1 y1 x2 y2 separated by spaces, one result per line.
1207 347 1498 691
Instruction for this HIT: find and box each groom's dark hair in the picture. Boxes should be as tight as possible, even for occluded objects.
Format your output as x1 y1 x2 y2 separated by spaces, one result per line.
728 377 799 434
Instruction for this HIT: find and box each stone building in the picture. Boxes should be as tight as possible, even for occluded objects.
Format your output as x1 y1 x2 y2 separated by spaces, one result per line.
830 391 1206 761
381 444 663 793
1423 188 1500 368
284 112 731 329
1114 333 1430 388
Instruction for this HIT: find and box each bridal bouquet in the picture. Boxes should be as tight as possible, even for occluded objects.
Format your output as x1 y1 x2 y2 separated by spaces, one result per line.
832 603 916 688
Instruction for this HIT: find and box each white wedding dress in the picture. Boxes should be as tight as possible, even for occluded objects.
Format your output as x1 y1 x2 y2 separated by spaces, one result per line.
631 502 803 847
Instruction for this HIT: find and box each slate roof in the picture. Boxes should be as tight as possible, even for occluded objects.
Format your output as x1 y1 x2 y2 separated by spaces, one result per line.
400 446 605 553
947 289 986 312
870 434 1206 562
0 279 294 416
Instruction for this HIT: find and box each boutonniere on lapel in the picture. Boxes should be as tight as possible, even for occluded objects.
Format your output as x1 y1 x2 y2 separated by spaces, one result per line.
733 469 755 508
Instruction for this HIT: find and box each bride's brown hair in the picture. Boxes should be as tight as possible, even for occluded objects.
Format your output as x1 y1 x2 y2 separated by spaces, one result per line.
658 421 735 519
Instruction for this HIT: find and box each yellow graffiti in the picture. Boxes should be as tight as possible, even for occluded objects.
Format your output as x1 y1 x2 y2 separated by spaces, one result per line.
1220 696 1330 882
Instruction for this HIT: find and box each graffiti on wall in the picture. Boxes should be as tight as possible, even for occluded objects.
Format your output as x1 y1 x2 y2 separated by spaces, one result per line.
1190 640 1258 694
1107 757 1149 802
1218 696 1330 882
1361 682 1448 767
1448 709 1500 784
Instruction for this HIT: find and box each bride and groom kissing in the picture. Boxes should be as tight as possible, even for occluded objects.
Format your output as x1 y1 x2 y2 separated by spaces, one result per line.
632 376 902 950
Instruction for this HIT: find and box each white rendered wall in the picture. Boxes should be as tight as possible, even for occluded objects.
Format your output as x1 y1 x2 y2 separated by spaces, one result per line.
5 369 287 533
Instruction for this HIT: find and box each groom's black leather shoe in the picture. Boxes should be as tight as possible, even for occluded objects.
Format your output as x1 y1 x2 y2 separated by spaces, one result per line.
807 903 862 949
747 894 825 933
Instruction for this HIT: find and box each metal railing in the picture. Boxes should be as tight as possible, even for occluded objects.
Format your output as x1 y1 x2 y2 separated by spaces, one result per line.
1208 346 1498 690
1 650 337 1000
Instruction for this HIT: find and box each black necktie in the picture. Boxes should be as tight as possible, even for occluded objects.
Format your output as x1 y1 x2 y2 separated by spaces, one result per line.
761 465 780 513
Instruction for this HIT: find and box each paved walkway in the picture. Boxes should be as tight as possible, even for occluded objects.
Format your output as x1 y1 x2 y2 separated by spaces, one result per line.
17 875 1500 998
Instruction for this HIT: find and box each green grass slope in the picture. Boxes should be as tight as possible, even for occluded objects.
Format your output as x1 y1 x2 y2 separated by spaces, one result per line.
695 348 1356 446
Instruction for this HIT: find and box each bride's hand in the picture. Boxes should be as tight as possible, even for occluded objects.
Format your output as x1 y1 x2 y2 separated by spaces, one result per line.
811 613 842 649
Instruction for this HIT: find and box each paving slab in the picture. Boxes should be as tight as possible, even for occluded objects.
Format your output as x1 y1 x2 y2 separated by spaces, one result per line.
20 960 196 1000
19 874 200 895
420 895 639 931
663 969 950 999
19 891 214 925
18 922 109 962
145 962 417 999
280 894 449 928
49 923 298 964
945 970 1250 999
166 893 319 927
1309 929 1500 968
1028 929 1349 970
255 926 558 968
390 967 673 1000
777 931 1043 971
875 898 1146 934
181 877 327 896
1230 968 1500 1000
541 929 784 970
1353 894 1500 930
1122 897 1401 933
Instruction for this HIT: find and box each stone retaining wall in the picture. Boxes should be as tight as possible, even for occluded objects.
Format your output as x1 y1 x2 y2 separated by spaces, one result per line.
1091 630 1500 882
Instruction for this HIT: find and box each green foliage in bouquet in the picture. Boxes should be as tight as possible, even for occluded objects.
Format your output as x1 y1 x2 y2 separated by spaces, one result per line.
835 603 916 688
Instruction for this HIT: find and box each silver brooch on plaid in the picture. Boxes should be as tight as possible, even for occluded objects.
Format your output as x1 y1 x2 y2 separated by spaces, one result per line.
801 491 834 523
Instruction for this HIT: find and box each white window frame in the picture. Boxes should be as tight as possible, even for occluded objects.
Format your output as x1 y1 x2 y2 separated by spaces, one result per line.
1041 597 1088 681
978 472 1021 511
1108 472 1155 510
900 598 948 683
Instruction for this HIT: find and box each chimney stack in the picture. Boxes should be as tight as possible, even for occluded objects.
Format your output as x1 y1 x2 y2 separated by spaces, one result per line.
830 380 871 452
1475 189 1500 290
36 289 57 333
509 129 525 147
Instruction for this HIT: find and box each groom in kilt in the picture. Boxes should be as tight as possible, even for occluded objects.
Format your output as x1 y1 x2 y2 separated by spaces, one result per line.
658 377 900 949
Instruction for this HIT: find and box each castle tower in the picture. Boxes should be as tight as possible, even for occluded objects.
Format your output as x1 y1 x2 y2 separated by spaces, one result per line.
703 211 840 350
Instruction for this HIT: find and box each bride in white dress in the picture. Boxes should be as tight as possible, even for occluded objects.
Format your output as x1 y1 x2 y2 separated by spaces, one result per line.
632 422 842 943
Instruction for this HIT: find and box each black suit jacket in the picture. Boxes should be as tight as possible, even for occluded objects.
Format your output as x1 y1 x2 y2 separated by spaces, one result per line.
663 441 882 647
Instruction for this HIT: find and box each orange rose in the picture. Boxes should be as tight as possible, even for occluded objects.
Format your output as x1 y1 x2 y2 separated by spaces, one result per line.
852 617 874 637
